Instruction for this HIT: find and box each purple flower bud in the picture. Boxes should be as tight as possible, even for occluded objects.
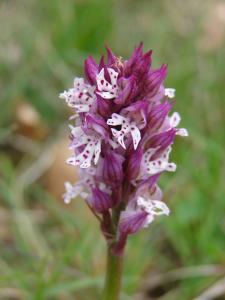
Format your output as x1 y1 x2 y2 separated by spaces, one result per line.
145 128 176 158
96 95 113 118
106 45 117 66
124 43 144 77
97 148 125 187
119 210 148 235
147 100 172 131
98 55 106 72
84 56 98 85
84 113 109 138
136 50 153 78
146 64 167 98
135 174 160 196
126 146 143 180
114 77 136 106
89 187 113 213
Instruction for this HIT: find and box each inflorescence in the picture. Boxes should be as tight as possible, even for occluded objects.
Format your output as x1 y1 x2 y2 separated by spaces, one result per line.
60 43 188 254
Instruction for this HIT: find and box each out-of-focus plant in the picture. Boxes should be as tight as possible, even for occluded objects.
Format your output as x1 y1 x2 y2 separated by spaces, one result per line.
60 43 188 300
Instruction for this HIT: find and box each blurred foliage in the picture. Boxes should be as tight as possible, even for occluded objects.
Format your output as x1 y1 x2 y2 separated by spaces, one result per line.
0 0 225 299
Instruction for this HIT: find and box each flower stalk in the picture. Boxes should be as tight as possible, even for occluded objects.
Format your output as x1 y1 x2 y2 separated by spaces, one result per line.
102 247 124 300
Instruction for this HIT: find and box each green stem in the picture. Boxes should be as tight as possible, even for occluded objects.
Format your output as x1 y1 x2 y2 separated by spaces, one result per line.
101 246 124 300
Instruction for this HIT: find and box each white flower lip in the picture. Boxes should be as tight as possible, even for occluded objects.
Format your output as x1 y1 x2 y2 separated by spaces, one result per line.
67 126 101 169
141 146 177 177
170 112 189 136
59 78 96 113
63 181 87 204
96 68 119 99
107 113 141 150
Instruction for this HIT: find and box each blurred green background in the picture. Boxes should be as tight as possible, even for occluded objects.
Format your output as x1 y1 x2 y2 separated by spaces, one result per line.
0 0 225 299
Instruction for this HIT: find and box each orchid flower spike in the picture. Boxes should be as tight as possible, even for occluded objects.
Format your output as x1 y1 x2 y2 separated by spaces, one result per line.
60 43 188 255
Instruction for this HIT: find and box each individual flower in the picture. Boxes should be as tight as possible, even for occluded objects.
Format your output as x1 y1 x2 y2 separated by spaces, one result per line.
107 113 141 150
119 195 170 236
96 68 119 99
63 173 94 204
60 78 96 113
138 146 176 179
66 125 101 168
